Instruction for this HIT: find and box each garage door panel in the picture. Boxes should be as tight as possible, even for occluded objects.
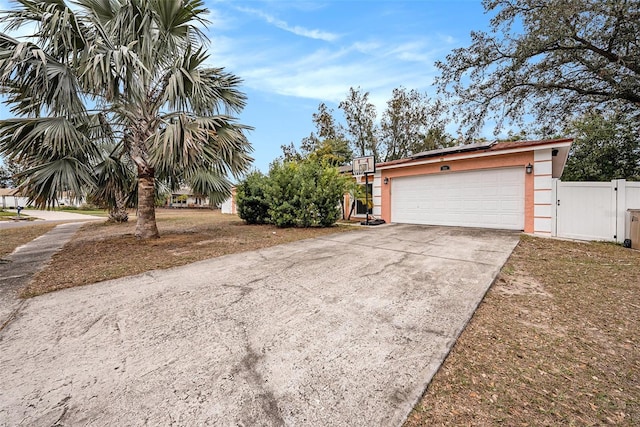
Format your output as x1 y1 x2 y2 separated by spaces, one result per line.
391 168 525 230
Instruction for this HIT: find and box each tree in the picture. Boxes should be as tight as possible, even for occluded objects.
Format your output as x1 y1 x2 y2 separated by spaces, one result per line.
236 170 270 224
306 139 352 166
0 158 27 188
562 112 640 181
380 87 453 161
310 102 345 142
0 0 252 238
282 103 352 166
0 164 10 188
339 87 379 160
89 143 137 222
437 0 640 138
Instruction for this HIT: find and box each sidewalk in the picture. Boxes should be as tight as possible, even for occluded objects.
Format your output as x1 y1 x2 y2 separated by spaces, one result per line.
4 208 104 221
0 222 89 328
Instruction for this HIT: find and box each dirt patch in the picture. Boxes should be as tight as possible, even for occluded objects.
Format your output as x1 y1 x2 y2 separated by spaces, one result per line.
405 235 640 426
22 209 352 297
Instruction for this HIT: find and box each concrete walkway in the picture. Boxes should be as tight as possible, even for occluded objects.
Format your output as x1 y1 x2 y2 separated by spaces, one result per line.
0 225 519 426
0 209 104 229
0 222 89 327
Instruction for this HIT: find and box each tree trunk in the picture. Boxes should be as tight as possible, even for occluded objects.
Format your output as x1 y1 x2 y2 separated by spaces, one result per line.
135 172 159 239
108 191 129 223
348 200 356 220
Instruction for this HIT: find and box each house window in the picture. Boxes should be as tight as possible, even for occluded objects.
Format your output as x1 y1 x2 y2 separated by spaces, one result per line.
356 183 372 215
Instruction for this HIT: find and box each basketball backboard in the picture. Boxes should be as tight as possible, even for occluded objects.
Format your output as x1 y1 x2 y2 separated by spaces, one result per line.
352 156 375 176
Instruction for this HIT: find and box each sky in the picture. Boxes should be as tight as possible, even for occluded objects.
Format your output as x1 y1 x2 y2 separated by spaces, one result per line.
0 0 496 173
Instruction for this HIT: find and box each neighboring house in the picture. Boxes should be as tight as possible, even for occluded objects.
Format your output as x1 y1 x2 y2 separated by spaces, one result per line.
221 187 237 214
0 188 85 209
167 188 211 208
352 138 574 236
57 191 85 207
0 188 31 209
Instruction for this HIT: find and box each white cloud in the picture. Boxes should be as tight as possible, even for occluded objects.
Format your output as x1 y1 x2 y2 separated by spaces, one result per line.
206 33 443 116
236 7 340 42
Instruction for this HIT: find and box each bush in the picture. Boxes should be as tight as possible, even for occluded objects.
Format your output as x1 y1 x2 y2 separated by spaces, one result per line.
314 165 346 227
265 160 346 228
236 161 347 228
236 171 270 224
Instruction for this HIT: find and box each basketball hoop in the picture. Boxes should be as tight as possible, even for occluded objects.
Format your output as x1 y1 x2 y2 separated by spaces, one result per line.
352 156 375 176
351 155 376 225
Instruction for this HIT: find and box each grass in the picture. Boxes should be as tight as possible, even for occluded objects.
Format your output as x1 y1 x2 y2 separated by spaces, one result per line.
0 223 58 257
405 235 640 426
0 210 16 219
21 209 352 297
57 207 110 216
0 209 34 221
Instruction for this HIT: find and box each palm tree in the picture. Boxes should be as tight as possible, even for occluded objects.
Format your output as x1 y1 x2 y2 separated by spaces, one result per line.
0 0 252 238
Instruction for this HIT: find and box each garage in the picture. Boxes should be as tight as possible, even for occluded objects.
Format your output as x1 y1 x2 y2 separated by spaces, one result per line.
390 168 525 230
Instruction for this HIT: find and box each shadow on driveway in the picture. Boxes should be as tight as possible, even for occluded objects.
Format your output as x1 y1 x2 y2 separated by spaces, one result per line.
0 224 519 426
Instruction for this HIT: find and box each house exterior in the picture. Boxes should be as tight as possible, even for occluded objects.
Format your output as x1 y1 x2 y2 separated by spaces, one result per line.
0 188 27 209
0 188 85 209
0 188 31 209
221 187 237 214
352 138 573 235
166 188 211 208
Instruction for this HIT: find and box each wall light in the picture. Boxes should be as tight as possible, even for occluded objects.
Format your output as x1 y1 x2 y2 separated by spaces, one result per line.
525 163 533 174
383 177 389 185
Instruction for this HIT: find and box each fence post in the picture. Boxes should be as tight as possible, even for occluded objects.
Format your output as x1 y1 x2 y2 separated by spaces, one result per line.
551 178 559 237
615 179 626 243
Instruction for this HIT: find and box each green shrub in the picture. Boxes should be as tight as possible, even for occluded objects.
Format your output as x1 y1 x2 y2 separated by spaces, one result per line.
263 161 297 227
265 160 346 228
236 171 270 224
314 165 346 227
237 161 347 228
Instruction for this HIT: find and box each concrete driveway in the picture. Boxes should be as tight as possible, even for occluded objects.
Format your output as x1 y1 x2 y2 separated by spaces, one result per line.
0 224 519 426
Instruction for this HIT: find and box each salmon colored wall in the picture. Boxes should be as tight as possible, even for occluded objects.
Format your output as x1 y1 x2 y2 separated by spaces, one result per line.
380 151 536 232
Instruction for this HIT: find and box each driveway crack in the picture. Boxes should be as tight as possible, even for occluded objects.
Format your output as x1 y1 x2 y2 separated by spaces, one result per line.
234 323 285 427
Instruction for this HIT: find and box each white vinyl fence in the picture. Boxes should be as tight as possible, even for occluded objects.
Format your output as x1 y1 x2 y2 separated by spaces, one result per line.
552 179 640 243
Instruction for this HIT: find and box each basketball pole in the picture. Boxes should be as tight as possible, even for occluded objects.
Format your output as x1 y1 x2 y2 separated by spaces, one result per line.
365 172 369 225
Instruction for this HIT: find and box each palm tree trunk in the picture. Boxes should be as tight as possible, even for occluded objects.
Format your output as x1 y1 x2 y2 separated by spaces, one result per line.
108 190 129 223
135 172 159 239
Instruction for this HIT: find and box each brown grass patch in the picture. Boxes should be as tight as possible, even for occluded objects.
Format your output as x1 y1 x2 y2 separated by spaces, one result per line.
0 223 58 258
22 209 351 297
405 235 640 426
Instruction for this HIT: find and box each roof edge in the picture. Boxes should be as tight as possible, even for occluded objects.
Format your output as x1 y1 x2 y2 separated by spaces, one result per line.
377 138 573 169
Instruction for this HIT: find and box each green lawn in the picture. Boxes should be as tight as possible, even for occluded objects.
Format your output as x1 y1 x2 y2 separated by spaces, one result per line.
57 207 110 216
18 206 111 217
0 209 33 221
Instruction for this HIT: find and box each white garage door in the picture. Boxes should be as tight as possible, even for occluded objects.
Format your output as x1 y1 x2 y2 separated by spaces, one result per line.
391 168 525 230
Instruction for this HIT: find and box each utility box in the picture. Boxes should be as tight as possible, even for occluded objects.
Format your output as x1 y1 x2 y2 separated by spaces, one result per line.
630 210 640 250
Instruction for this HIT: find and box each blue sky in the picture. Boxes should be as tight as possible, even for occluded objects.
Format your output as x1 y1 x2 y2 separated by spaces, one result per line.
203 0 493 172
0 0 496 173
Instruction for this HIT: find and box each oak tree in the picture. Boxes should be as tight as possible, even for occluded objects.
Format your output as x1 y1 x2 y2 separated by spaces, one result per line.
437 0 640 137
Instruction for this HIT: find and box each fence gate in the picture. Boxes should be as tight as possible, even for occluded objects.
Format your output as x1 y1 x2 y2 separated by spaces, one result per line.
554 181 617 241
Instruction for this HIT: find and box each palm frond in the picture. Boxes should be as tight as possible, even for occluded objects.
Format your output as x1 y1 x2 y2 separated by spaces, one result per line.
18 156 96 208
160 56 247 115
90 142 137 209
186 168 233 206
0 33 87 117
150 113 253 178
0 116 102 163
